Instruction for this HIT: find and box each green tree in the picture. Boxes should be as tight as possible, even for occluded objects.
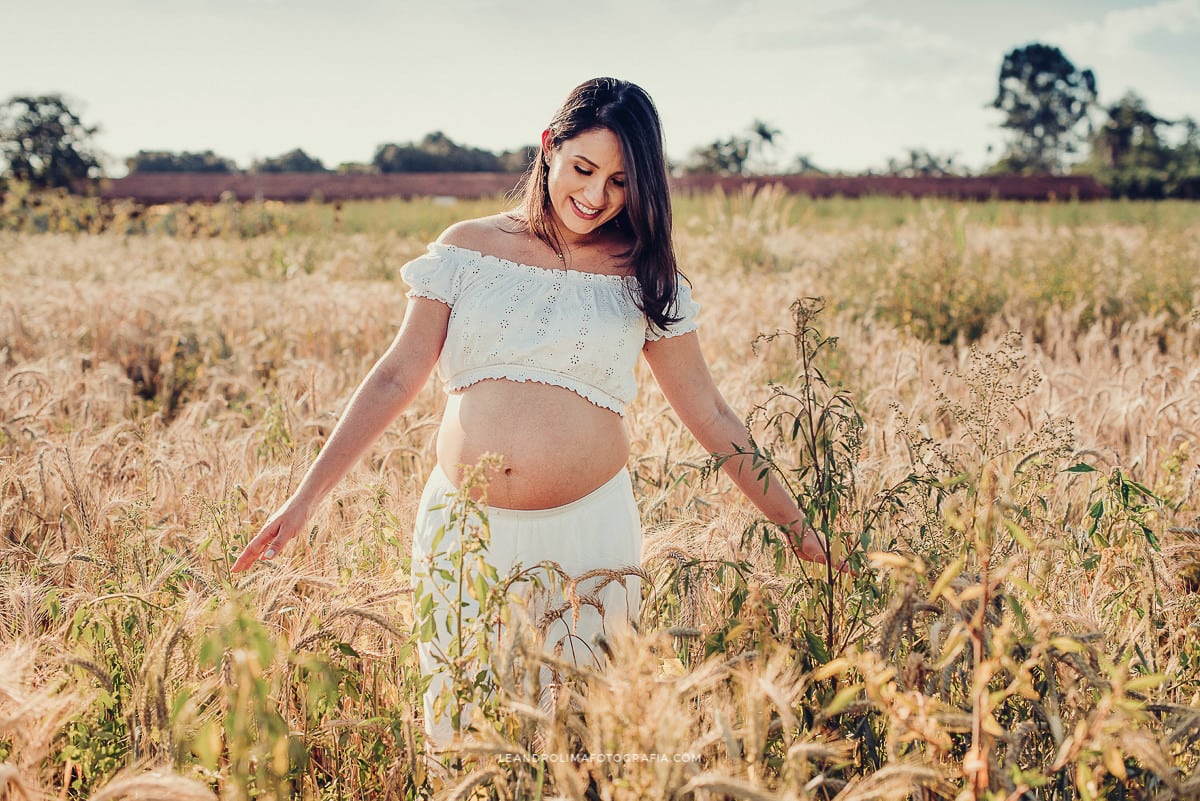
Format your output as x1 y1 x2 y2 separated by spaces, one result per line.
684 135 751 176
372 131 516 173
684 119 784 176
252 148 328 173
1084 93 1200 199
336 161 377 174
0 94 102 190
126 150 238 173
747 119 783 172
1171 117 1200 197
990 43 1097 174
1092 92 1169 169
788 153 825 175
496 145 537 173
884 148 962 177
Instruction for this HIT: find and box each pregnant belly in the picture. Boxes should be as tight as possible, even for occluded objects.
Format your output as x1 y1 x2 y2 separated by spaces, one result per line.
435 379 631 509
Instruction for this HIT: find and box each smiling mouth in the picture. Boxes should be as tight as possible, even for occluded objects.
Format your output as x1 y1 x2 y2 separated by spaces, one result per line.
570 198 603 219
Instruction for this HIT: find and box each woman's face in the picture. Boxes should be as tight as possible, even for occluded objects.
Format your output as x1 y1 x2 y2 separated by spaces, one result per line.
544 127 627 242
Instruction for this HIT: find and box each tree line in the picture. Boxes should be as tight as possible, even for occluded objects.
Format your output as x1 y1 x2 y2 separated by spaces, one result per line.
120 133 537 177
2 42 1198 199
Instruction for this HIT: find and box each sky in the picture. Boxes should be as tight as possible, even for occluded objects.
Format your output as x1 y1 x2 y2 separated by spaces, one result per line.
3 0 1199 176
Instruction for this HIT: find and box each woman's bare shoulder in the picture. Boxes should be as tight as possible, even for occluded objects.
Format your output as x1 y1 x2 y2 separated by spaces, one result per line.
437 214 526 253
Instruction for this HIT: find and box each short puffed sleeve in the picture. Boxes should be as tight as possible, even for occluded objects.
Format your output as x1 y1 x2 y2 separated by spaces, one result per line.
400 244 461 306
645 281 701 341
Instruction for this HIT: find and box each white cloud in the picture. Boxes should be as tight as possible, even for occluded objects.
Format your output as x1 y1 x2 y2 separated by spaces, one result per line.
1054 0 1200 54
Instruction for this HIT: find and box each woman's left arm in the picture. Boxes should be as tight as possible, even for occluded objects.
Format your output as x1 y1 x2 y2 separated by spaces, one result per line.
643 331 833 567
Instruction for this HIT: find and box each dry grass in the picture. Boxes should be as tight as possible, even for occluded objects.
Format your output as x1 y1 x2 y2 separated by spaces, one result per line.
1 192 1199 799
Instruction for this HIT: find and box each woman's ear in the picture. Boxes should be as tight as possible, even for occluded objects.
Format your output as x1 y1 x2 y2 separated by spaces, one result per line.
540 129 553 163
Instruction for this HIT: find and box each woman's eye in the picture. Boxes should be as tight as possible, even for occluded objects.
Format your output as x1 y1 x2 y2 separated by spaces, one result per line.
574 166 592 176
612 178 626 188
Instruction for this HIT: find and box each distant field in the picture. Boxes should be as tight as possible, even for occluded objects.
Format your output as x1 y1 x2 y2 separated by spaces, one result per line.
91 172 1109 203
2 191 1199 800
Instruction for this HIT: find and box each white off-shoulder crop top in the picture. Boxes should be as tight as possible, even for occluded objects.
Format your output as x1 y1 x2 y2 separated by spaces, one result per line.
399 242 699 416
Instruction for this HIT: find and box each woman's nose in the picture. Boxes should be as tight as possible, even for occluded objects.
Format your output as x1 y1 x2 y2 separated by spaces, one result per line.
582 180 607 207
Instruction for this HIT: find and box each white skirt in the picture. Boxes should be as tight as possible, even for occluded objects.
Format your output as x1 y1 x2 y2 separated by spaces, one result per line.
410 464 643 746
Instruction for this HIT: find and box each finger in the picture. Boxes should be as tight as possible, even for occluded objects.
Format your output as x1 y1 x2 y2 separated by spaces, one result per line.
231 552 256 573
255 525 298 563
231 523 281 572
233 540 280 572
232 543 266 572
259 525 295 561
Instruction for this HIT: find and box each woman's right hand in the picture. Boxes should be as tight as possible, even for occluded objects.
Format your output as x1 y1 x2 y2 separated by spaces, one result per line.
231 499 313 572
228 289 450 574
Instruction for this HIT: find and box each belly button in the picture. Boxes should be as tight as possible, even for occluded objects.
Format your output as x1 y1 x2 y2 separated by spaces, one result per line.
503 467 514 476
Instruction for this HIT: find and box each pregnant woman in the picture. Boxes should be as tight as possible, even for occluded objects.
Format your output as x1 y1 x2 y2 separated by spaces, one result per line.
232 77 832 745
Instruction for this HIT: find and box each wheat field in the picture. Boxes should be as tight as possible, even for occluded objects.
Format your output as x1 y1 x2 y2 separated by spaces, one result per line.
2 189 1200 800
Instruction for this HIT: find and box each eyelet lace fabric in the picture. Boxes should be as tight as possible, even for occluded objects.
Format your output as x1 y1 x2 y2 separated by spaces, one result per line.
400 243 700 416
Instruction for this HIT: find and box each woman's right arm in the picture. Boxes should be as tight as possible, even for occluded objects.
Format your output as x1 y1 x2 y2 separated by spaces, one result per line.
231 296 451 572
